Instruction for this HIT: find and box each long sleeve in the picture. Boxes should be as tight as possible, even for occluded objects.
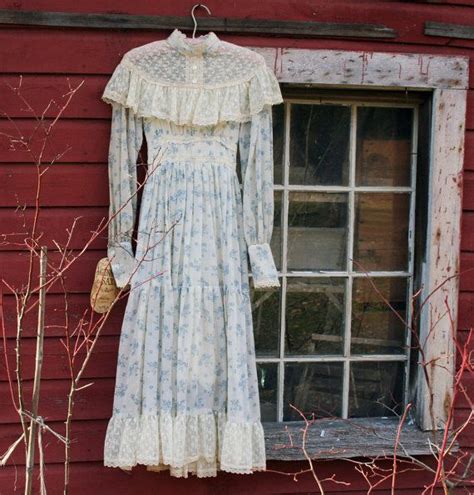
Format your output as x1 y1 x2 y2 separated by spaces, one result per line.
106 101 144 288
238 105 280 289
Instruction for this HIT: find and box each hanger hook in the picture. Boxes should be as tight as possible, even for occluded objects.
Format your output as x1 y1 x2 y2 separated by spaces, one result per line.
190 4 212 38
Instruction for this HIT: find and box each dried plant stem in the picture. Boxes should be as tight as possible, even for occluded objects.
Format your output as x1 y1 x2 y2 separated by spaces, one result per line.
24 246 47 495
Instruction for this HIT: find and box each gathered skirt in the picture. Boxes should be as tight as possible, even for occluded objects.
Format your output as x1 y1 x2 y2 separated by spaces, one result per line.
103 142 266 478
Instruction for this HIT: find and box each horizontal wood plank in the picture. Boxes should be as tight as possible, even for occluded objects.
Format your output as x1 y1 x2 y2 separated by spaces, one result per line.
0 119 113 164
0 164 109 207
452 370 474 409
0 378 114 423
425 21 474 40
0 460 448 494
0 10 397 39
0 249 102 293
276 49 468 89
0 336 119 382
264 417 458 461
462 172 474 210
417 0 474 5
0 74 114 119
0 206 109 250
464 130 474 169
461 212 474 251
460 253 474 291
458 292 474 329
1 292 126 339
454 409 474 446
466 89 474 130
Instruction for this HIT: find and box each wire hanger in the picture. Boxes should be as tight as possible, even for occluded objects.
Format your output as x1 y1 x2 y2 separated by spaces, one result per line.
190 4 212 38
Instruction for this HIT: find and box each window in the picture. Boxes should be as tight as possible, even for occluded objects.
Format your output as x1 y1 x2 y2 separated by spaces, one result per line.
243 48 467 437
251 94 420 422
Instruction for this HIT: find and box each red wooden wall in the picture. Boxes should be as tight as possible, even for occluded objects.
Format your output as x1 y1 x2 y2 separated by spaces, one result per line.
0 1 473 493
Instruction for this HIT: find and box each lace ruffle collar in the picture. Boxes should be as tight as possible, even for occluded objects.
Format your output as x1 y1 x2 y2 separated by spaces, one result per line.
101 42 283 126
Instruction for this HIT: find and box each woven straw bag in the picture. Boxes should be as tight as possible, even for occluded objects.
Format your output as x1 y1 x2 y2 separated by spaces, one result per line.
90 257 126 313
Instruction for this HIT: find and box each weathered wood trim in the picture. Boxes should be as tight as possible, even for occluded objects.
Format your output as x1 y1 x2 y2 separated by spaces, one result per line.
253 48 469 90
251 47 468 431
0 9 397 38
263 418 457 460
416 88 466 430
425 21 474 40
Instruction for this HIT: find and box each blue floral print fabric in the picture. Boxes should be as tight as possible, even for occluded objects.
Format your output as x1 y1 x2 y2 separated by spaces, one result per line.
100 28 283 478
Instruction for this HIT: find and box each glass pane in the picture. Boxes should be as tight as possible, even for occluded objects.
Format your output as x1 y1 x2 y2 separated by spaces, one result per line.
273 103 285 184
290 104 351 186
354 193 410 272
252 284 281 357
288 192 348 271
271 191 282 271
284 362 343 420
286 277 345 355
356 107 413 187
352 278 408 354
257 363 278 421
349 361 404 417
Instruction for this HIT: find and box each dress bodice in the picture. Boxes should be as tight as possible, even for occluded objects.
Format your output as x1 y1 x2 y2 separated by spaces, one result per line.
101 28 283 290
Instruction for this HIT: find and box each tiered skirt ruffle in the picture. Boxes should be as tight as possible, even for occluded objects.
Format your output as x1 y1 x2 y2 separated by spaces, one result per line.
104 412 266 478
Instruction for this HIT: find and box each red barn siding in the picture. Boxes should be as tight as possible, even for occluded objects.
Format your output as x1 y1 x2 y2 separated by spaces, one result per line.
0 1 473 493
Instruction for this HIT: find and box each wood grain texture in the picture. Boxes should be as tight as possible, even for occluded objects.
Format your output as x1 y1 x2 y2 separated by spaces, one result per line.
0 460 448 494
0 165 109 206
0 9 397 39
1 292 126 338
0 207 109 250
258 48 469 89
264 417 457 460
425 21 474 40
416 88 466 430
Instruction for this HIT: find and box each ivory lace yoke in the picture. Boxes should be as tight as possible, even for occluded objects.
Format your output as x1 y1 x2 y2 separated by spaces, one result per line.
102 28 282 125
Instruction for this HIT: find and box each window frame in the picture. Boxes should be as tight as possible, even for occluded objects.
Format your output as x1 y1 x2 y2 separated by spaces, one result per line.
255 97 420 422
251 46 469 432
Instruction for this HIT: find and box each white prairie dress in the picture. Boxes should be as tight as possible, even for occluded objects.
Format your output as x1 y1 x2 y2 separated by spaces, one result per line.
101 28 282 478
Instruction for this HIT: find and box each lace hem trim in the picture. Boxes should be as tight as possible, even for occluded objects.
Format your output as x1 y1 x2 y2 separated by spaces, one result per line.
101 58 283 125
103 413 266 478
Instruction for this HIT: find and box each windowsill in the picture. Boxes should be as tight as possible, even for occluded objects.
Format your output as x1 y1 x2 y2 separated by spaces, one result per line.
263 417 456 460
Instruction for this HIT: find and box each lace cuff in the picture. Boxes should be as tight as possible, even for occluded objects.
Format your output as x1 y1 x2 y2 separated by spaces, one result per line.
248 243 280 289
108 242 138 288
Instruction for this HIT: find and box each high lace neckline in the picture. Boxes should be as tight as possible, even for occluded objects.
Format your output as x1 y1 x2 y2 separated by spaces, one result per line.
166 28 220 55
102 29 284 125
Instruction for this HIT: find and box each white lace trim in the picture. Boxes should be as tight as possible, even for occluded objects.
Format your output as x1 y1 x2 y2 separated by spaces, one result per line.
103 413 266 478
101 58 283 126
253 279 281 289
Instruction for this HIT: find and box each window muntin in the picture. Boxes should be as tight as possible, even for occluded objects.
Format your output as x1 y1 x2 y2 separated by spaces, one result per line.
252 98 418 422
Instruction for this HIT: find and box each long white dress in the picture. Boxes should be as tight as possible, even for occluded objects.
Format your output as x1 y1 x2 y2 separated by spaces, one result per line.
101 28 282 478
